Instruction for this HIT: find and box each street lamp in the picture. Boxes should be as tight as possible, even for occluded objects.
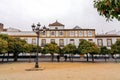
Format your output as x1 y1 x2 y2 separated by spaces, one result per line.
31 22 46 68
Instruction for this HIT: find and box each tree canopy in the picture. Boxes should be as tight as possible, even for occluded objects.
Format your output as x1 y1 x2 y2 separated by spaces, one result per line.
111 40 120 54
0 38 8 54
63 44 76 54
78 39 99 62
78 39 99 54
63 43 76 61
44 42 59 54
100 46 109 55
94 0 120 21
43 42 59 61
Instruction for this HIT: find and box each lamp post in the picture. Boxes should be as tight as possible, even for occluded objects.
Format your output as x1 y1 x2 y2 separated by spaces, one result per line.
31 22 46 68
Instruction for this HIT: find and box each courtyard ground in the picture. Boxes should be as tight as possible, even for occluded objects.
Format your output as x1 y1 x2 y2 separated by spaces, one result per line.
0 62 120 80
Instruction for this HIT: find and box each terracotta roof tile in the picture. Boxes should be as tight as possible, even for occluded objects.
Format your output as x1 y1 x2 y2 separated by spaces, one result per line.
49 20 64 26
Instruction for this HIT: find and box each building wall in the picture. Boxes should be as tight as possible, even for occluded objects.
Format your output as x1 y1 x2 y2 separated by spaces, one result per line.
1 27 120 48
95 37 117 49
1 29 95 47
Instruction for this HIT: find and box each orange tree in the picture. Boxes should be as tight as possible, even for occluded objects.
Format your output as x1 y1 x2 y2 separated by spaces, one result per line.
94 0 120 21
100 46 110 62
111 40 120 62
78 39 99 62
43 42 59 62
0 34 8 62
63 44 76 62
89 42 100 62
0 38 8 62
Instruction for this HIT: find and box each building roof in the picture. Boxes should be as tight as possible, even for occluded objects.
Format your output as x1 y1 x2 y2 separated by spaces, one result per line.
73 26 82 29
39 28 95 31
1 31 36 37
49 20 64 26
7 27 21 32
105 30 116 34
96 34 120 37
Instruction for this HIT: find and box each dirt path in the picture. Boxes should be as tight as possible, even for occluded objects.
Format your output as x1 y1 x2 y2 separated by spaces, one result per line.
0 62 120 80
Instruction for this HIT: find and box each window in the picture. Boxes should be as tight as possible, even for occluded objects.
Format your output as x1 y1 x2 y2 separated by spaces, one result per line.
97 39 103 47
107 39 112 47
70 39 74 44
88 31 92 36
79 31 83 36
51 39 55 43
84 31 87 36
70 31 74 36
59 31 63 36
41 39 46 47
88 39 93 42
59 39 64 47
51 31 55 35
32 39 36 45
55 27 58 29
42 31 46 35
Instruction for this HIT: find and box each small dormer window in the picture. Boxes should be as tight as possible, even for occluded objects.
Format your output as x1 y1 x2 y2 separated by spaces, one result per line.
55 27 58 29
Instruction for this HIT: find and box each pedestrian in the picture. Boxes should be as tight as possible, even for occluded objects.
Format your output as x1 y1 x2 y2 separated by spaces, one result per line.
64 55 67 62
57 55 60 62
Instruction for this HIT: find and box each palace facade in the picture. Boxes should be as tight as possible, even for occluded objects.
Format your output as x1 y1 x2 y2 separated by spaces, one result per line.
0 21 120 49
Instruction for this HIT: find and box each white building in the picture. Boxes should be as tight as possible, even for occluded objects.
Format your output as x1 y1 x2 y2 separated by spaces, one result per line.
1 21 120 48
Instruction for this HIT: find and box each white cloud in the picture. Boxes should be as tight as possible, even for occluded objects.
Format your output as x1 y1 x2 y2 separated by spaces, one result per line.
0 0 120 33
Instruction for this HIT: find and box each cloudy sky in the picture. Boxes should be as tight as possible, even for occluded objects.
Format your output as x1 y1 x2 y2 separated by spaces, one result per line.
0 0 120 33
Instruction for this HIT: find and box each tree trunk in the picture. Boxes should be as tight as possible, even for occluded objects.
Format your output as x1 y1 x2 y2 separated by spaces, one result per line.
69 54 71 62
104 54 107 62
51 53 54 62
7 52 10 62
29 53 31 63
91 54 94 62
86 53 89 62
71 53 73 62
115 54 117 63
14 53 18 62
2 54 5 62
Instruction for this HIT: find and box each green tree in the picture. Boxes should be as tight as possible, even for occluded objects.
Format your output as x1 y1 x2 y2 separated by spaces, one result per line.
23 44 39 62
41 47 47 55
78 39 90 62
59 47 64 57
43 42 59 62
0 34 36 62
111 40 120 62
100 46 109 62
25 44 33 62
7 37 15 61
89 42 100 62
78 39 99 62
94 0 120 21
13 38 26 61
63 44 76 62
0 38 8 62
0 34 8 40
0 34 8 62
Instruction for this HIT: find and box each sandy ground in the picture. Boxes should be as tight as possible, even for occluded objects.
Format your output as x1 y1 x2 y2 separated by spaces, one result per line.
0 62 120 80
